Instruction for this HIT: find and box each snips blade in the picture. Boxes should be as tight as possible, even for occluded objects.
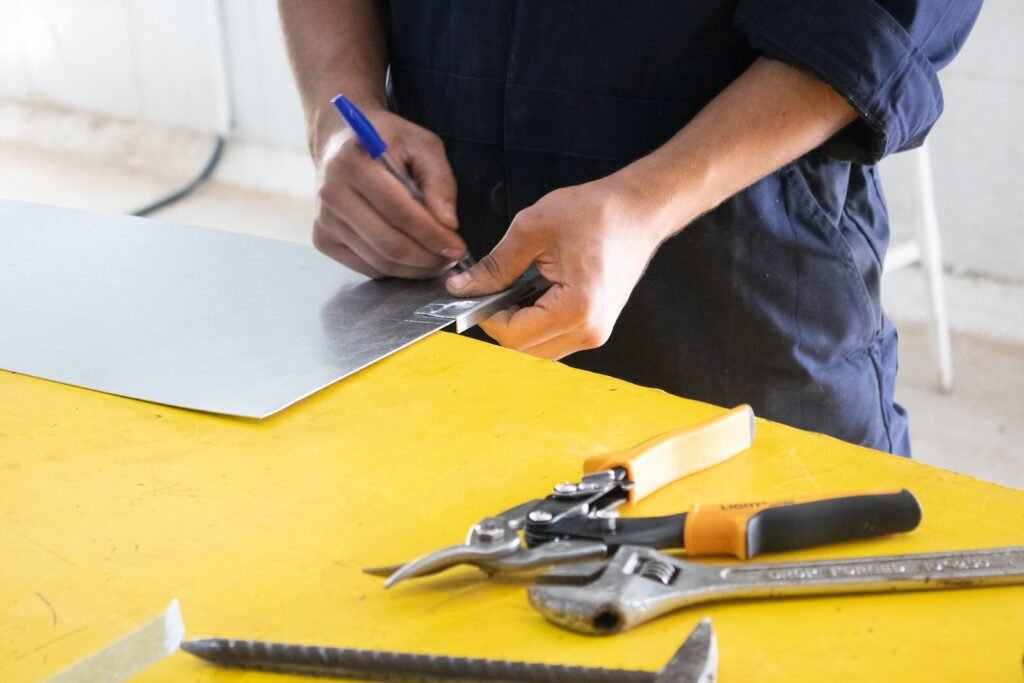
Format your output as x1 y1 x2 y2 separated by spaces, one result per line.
381 537 521 588
369 508 539 587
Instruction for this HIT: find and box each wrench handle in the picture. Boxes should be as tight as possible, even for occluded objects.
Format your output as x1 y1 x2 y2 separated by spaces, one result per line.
528 546 1024 635
711 546 1024 598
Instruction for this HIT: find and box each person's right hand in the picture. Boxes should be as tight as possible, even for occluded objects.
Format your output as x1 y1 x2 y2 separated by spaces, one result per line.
313 109 467 279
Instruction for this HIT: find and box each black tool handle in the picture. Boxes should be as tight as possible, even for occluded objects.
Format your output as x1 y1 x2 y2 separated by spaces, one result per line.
525 513 688 550
685 488 923 559
526 489 922 560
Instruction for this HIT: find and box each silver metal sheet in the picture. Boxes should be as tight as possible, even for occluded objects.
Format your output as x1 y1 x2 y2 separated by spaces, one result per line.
0 198 506 418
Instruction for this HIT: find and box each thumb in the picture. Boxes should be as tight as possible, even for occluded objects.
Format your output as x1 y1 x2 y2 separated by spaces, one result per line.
446 231 538 297
408 140 459 230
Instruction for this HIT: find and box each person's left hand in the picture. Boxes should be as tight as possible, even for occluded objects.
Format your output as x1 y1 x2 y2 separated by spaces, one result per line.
444 176 674 359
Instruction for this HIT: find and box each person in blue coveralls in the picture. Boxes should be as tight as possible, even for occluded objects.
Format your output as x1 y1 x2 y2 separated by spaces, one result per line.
279 1 981 456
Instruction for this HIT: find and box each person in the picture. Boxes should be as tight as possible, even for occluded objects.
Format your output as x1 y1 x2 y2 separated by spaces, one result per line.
279 1 981 456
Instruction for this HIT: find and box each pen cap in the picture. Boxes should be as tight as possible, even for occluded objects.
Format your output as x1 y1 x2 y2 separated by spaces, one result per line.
331 95 388 158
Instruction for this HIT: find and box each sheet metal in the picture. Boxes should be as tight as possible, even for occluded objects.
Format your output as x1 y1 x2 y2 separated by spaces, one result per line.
0 199 513 418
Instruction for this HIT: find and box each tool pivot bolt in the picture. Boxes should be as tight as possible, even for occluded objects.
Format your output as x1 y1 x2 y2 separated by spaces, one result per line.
528 510 553 523
553 482 578 495
595 509 619 532
473 523 506 543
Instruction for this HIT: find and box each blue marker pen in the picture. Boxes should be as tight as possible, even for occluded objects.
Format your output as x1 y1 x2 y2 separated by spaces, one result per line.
331 94 474 272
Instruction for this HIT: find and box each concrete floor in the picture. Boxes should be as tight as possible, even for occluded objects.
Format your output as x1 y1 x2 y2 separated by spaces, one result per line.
894 322 1023 488
1 141 1021 490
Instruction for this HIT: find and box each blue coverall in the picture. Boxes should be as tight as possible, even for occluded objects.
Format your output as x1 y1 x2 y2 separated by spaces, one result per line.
385 1 982 455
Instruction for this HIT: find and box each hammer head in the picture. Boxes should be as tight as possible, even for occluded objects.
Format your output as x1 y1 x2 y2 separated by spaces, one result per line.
655 618 717 683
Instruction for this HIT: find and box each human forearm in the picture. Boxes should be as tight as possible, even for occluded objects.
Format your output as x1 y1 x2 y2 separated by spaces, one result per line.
445 58 858 358
614 57 857 245
279 1 467 279
278 0 389 160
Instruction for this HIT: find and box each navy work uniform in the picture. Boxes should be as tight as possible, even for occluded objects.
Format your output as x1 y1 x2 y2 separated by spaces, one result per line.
385 1 981 456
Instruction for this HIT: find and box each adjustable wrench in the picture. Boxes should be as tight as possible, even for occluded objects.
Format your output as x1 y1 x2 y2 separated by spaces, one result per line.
529 545 1024 634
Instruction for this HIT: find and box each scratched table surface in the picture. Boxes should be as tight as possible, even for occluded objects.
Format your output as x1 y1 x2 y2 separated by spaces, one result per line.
2 333 1022 682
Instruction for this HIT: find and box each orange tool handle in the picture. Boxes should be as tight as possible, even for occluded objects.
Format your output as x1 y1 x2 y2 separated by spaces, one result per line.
583 405 755 504
684 488 923 560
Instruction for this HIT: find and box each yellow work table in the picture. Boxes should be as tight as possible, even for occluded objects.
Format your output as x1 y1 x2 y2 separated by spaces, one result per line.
2 334 1022 682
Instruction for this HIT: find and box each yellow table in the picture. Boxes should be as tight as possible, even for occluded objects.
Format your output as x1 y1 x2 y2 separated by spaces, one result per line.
2 334 1022 682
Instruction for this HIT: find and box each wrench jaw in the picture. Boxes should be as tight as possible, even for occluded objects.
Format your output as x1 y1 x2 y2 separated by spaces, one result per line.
528 546 721 635
527 557 625 635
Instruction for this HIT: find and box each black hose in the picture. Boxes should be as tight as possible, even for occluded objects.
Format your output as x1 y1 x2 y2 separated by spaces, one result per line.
130 134 226 217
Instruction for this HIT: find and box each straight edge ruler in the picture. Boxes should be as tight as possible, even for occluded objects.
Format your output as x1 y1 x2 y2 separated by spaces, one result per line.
414 268 551 333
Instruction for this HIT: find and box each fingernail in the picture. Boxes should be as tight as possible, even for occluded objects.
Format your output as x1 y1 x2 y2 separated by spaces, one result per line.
440 248 464 260
445 205 459 227
447 272 471 290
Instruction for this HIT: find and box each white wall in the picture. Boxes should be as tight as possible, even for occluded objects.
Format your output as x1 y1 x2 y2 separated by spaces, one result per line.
881 0 1024 282
0 0 1020 280
0 0 306 150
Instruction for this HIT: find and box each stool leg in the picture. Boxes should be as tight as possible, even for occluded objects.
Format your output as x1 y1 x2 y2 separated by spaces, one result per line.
914 143 954 392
